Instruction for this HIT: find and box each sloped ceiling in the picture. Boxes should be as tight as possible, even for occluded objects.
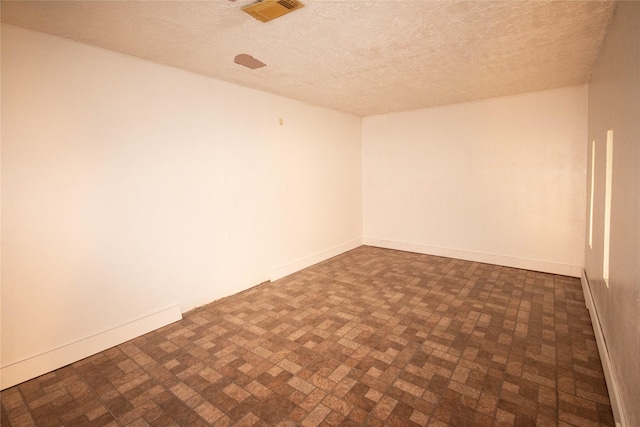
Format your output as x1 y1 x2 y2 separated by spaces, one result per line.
1 0 616 116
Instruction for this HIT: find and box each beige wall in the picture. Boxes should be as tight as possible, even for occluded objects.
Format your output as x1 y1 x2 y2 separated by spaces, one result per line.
585 3 640 426
362 86 588 276
0 24 362 387
267 101 363 280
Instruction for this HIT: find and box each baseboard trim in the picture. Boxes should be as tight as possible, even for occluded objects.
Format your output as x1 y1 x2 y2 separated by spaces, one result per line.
363 238 582 277
580 271 627 427
270 238 363 281
0 305 182 390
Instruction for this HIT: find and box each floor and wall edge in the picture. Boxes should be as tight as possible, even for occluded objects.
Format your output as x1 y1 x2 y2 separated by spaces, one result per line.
0 305 182 390
269 238 363 281
580 270 626 427
0 237 364 391
2 248 620 427
363 238 582 277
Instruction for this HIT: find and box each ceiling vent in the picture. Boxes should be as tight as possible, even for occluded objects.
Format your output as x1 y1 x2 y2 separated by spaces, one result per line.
242 0 304 22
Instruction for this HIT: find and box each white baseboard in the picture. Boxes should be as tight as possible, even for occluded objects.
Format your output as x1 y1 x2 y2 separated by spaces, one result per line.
270 238 363 281
363 238 582 277
0 305 182 390
580 271 627 427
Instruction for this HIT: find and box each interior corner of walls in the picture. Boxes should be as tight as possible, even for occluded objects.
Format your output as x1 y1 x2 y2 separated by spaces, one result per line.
269 238 362 281
580 270 594 311
0 306 182 390
363 238 582 277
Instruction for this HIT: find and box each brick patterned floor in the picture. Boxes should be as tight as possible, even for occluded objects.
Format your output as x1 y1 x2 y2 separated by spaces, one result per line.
1 246 614 426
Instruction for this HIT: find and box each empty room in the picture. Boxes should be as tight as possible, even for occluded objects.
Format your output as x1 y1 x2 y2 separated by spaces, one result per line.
1 1 638 426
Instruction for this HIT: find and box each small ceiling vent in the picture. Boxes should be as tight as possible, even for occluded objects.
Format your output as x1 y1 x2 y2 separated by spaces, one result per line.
242 0 304 22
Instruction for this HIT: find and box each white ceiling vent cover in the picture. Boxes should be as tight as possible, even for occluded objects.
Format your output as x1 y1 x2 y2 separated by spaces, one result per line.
242 0 304 22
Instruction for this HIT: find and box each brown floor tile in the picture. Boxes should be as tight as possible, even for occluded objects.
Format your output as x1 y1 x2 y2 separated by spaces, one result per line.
0 246 615 426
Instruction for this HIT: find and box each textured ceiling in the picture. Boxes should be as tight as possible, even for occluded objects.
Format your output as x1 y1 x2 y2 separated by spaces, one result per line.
1 0 616 116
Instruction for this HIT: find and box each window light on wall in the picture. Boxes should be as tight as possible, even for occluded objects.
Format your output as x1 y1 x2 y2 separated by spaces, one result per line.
603 130 613 287
589 140 595 250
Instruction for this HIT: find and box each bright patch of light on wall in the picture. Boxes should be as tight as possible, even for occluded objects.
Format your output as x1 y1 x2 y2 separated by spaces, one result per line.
589 140 595 249
603 130 613 287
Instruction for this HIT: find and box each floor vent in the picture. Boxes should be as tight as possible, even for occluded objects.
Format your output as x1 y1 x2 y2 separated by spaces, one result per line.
242 0 304 22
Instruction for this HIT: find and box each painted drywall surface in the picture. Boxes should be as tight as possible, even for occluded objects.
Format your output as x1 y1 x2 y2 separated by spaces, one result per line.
1 25 361 371
362 86 588 272
267 100 362 273
585 3 640 425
